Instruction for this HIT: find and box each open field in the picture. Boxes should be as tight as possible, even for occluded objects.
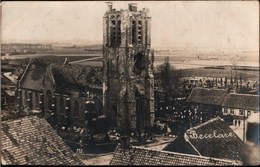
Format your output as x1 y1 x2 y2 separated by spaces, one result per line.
2 49 258 80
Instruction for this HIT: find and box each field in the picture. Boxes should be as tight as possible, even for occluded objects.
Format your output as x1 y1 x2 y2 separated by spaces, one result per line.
2 48 258 81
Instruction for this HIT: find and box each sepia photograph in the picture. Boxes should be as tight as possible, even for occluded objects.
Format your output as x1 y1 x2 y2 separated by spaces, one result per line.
1 0 259 165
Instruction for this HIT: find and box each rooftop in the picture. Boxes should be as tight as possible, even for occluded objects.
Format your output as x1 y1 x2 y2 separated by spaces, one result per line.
222 93 259 111
164 117 244 161
18 59 103 92
1 116 84 165
187 87 228 105
110 144 242 165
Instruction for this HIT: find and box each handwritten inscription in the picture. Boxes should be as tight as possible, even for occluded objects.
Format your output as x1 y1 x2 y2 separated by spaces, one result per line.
187 130 235 140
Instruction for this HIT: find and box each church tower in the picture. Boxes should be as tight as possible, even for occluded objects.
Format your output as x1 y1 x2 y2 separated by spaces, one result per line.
103 2 155 143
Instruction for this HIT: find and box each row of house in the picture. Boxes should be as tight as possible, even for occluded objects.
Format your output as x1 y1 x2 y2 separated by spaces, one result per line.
187 87 259 120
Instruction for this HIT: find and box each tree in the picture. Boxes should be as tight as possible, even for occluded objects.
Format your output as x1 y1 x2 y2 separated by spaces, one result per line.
156 57 181 108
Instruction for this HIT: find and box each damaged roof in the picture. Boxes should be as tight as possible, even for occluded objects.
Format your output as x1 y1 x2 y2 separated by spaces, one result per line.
1 116 83 165
110 144 242 166
187 87 228 105
19 62 49 91
18 59 103 92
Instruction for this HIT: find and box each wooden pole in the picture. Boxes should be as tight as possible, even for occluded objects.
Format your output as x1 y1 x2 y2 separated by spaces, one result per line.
243 101 246 142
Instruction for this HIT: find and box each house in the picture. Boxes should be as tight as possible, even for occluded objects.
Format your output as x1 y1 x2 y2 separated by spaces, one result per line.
222 94 259 120
1 73 17 109
186 87 227 122
17 59 103 129
163 117 244 161
186 87 259 123
110 144 242 165
1 116 83 165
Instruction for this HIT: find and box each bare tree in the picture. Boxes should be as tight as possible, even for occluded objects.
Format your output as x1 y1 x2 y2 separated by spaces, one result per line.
156 56 181 107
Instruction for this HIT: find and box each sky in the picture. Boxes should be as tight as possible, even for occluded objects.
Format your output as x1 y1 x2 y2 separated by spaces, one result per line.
1 1 259 51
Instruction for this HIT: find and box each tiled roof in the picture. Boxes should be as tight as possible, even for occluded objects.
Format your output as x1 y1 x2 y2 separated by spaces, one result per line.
186 87 228 105
222 94 259 111
19 63 49 91
185 117 244 161
110 144 242 166
163 135 199 156
19 61 103 92
1 116 84 165
52 64 103 92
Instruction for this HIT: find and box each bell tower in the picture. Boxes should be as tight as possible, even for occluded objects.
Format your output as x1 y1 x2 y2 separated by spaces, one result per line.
103 2 155 143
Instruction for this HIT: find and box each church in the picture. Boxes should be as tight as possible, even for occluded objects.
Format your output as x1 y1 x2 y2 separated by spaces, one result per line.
103 2 155 143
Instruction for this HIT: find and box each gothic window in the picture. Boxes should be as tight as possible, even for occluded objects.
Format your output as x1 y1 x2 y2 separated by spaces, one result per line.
134 52 145 75
46 90 52 110
117 20 121 45
35 92 39 108
60 98 65 114
132 20 136 44
74 100 79 117
135 90 144 135
137 20 142 44
110 15 121 47
110 26 116 46
115 56 119 78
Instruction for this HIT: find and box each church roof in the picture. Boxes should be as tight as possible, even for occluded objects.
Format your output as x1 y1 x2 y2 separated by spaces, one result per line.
18 59 103 92
19 60 49 91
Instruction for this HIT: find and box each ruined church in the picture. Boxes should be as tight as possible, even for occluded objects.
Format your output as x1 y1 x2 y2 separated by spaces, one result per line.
103 2 155 142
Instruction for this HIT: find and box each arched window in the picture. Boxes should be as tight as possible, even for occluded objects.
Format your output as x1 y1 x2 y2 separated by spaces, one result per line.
46 90 52 110
135 90 144 136
137 20 142 44
60 98 65 114
35 92 39 108
117 20 121 45
74 100 79 117
134 52 145 75
132 20 136 44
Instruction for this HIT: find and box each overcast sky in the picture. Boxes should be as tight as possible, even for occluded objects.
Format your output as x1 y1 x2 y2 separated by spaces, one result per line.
1 1 259 51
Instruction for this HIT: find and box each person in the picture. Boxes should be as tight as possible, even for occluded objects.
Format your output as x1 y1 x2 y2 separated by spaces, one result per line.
234 119 237 126
238 120 241 127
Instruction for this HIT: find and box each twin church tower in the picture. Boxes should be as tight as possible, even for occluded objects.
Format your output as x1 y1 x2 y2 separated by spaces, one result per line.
102 2 155 142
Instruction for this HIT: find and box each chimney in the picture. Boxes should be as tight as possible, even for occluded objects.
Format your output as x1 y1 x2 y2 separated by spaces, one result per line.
106 2 113 12
128 3 137 12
